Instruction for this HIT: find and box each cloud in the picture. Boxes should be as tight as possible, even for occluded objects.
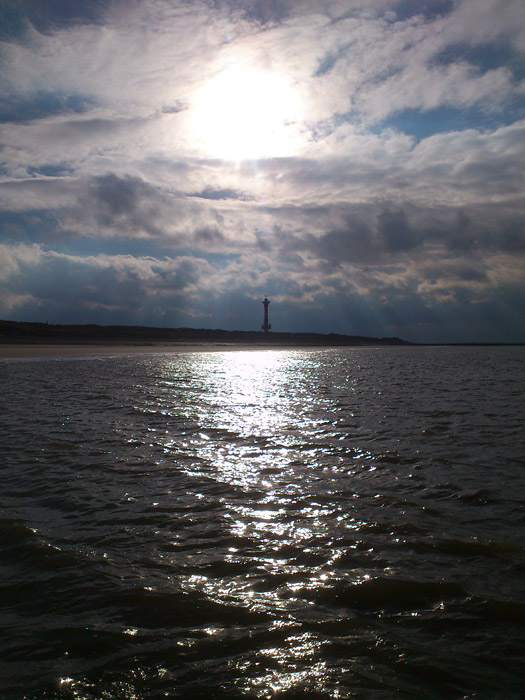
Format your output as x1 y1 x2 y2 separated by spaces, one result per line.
188 185 253 201
0 0 524 341
0 243 216 321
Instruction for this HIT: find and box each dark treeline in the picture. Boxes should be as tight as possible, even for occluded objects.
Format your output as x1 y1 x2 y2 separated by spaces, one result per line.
0 319 410 346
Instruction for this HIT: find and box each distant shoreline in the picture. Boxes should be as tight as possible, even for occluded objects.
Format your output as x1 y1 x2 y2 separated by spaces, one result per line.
0 319 411 350
1 321 522 355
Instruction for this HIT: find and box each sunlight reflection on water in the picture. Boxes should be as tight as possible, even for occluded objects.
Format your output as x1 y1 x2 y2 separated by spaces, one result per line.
153 351 338 694
156 350 380 696
173 350 322 490
1 347 524 699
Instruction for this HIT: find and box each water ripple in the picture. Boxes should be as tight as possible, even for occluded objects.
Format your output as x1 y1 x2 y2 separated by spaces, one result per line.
1 346 524 698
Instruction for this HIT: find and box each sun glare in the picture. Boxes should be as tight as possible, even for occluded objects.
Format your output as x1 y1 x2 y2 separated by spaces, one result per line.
191 66 301 160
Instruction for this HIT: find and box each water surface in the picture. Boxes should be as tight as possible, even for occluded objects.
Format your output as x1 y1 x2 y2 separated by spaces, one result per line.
1 346 524 698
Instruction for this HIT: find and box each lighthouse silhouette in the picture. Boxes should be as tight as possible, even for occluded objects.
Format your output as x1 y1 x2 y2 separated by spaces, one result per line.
261 297 271 333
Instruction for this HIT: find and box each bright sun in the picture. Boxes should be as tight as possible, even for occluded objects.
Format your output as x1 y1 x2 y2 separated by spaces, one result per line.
191 66 301 160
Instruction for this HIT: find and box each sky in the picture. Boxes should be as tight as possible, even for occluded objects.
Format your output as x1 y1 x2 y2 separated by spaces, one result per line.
0 0 524 343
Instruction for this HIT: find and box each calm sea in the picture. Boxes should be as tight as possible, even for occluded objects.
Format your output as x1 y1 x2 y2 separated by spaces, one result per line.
1 346 524 699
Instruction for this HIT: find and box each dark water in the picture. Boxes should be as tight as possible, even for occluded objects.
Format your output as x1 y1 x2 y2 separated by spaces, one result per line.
1 346 524 699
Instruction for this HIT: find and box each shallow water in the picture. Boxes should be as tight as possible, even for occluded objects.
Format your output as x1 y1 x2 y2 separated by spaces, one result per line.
1 346 524 699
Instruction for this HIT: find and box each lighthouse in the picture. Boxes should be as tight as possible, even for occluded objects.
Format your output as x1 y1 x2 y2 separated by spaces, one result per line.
261 297 271 333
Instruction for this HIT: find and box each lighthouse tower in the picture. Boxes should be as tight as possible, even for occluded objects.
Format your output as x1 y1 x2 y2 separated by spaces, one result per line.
261 297 271 333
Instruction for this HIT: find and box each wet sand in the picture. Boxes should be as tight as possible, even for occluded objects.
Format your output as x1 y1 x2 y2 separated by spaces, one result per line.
0 342 303 359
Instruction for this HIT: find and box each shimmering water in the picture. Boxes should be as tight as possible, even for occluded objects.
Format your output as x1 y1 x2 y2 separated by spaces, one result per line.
1 346 524 699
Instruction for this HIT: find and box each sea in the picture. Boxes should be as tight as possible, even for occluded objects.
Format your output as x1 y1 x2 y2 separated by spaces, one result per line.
1 346 524 699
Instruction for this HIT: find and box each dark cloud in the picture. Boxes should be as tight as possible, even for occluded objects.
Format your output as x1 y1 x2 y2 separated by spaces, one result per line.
0 0 105 39
66 173 227 246
278 207 423 265
309 223 375 266
0 245 213 325
0 92 93 124
86 174 164 237
420 261 488 284
377 208 419 252
189 186 252 201
91 174 148 219
193 227 225 243
161 102 186 114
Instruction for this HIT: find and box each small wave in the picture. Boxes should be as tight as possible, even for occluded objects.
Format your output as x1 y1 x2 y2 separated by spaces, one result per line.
316 577 467 612
456 489 500 506
465 596 525 624
0 518 80 571
435 537 525 559
101 586 269 628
